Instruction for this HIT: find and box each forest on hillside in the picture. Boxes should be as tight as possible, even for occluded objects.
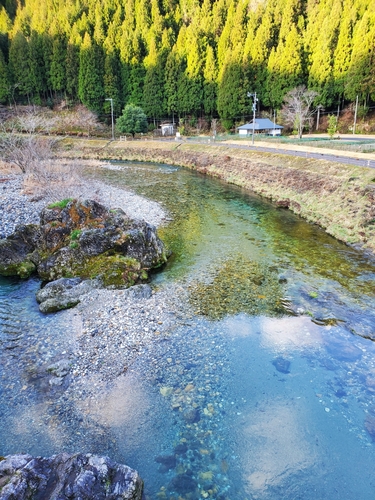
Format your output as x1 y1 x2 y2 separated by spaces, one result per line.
0 0 375 128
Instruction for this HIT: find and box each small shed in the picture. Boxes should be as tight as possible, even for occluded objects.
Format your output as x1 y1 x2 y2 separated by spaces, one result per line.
238 119 283 136
160 123 175 136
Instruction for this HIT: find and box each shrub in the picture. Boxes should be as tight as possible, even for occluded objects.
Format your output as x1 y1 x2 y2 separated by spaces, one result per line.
48 198 73 209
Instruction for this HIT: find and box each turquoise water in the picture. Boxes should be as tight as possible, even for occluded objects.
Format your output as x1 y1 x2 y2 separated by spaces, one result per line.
2 162 375 499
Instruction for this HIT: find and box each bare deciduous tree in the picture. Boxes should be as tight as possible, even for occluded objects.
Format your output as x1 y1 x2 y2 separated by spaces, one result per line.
14 112 55 135
281 86 319 139
0 108 60 175
0 132 55 174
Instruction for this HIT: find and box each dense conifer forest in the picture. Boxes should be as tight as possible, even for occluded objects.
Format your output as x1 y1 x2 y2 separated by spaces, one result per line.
0 0 374 126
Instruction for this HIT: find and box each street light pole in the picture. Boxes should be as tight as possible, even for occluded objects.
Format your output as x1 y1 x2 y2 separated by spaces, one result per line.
353 95 358 135
105 98 114 140
247 92 258 145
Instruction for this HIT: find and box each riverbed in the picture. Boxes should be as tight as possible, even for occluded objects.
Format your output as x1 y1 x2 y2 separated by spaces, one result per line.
1 161 375 499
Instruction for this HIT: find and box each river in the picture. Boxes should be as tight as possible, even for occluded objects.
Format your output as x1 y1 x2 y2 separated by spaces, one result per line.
1 161 375 499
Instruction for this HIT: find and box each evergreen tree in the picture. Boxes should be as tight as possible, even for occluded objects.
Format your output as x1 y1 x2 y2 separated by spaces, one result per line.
203 44 217 116
0 6 12 60
265 23 304 108
0 47 9 103
66 39 80 99
129 63 146 106
78 32 104 113
165 50 181 120
183 26 204 116
142 39 167 121
50 34 66 94
332 2 354 100
8 31 32 100
248 10 274 101
306 0 342 106
4 0 375 117
217 57 242 126
103 49 123 115
345 10 375 103
28 31 45 102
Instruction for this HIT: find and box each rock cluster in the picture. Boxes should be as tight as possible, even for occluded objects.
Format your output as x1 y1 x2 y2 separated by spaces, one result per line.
0 199 169 311
0 453 143 499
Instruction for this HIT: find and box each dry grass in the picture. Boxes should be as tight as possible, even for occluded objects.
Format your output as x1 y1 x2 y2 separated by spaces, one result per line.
21 158 112 204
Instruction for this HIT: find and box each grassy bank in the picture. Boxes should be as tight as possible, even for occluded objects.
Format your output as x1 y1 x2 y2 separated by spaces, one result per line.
56 138 375 256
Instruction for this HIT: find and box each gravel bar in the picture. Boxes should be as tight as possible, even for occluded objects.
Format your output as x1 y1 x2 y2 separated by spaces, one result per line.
0 169 191 396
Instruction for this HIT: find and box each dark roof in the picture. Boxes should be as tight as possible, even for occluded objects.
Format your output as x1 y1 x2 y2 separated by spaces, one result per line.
238 119 283 130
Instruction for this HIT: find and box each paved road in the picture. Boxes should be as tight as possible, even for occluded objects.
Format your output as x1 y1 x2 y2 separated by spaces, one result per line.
183 138 375 169
244 144 375 169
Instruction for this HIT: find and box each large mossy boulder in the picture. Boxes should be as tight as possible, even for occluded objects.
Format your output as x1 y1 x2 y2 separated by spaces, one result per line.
0 199 169 288
0 453 143 499
0 224 41 278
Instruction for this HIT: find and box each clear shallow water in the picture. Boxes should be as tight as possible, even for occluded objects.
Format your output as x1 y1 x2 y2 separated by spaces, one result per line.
2 162 375 499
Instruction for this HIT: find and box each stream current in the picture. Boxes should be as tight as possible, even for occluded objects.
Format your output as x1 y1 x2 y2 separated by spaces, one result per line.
1 161 375 499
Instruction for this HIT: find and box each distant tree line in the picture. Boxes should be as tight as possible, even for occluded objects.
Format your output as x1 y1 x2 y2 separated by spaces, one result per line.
0 0 374 127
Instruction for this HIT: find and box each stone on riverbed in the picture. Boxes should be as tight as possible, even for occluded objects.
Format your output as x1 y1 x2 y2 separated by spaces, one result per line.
36 277 99 313
0 453 143 499
272 356 291 374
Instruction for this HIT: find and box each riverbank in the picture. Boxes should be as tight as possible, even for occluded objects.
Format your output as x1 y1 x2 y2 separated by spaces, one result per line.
56 138 375 257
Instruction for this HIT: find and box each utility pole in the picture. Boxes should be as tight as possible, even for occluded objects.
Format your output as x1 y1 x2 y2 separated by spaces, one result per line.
316 105 322 131
247 92 258 145
273 109 276 136
353 95 358 135
105 98 115 140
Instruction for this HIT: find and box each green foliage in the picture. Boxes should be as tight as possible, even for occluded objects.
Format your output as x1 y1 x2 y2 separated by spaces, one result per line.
50 35 67 93
48 198 73 209
9 31 32 99
66 41 79 98
327 115 338 138
103 50 123 115
0 47 9 103
116 103 148 137
70 229 82 240
143 54 166 119
3 0 375 116
217 61 242 122
221 118 233 131
78 33 104 113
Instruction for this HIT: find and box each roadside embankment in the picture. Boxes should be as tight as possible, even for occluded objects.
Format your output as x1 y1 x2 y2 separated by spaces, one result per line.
56 138 375 256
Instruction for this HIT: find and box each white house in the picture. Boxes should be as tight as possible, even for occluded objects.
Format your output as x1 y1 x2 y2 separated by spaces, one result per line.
237 118 283 136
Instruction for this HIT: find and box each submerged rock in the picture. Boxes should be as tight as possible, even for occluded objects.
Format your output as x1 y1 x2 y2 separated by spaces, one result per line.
0 199 169 312
272 356 291 374
155 454 177 472
0 453 143 499
169 473 197 495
